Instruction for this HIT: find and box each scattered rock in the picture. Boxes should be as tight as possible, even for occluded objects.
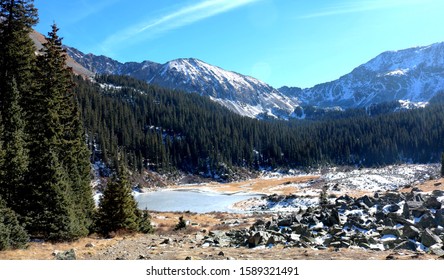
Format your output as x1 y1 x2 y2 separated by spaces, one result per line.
160 238 172 245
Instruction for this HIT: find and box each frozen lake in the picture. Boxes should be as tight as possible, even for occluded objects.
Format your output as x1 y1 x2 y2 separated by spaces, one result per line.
135 189 262 213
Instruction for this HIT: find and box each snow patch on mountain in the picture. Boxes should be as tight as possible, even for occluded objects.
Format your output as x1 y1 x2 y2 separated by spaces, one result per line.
398 100 428 110
384 69 410 76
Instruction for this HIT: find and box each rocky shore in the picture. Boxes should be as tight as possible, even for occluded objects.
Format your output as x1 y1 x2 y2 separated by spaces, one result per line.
78 184 444 260
223 187 444 255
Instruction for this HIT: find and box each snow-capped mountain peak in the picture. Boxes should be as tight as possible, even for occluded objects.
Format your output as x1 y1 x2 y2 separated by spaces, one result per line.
65 47 300 119
363 42 444 73
150 57 299 119
281 41 444 109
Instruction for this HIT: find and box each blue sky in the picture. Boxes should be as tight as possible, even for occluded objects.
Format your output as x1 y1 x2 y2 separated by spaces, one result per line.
34 0 444 88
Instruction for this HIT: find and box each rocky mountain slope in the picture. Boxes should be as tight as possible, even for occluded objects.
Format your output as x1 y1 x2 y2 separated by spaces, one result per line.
65 47 299 119
281 42 444 109
29 31 94 78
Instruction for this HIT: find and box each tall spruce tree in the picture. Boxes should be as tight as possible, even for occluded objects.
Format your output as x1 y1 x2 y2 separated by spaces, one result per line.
41 24 94 234
0 0 37 215
22 24 94 240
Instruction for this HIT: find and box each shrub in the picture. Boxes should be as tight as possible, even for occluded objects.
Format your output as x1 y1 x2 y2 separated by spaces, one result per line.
137 210 154 234
174 216 187 231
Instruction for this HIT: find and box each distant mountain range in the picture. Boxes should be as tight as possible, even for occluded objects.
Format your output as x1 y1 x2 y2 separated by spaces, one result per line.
61 36 444 119
281 42 444 110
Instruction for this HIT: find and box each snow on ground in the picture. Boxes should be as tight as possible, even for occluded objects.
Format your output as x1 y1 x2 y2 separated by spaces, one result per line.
240 164 440 212
320 164 438 192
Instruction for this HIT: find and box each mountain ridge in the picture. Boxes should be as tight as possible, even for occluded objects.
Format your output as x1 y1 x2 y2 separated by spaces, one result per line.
65 47 299 119
64 41 444 118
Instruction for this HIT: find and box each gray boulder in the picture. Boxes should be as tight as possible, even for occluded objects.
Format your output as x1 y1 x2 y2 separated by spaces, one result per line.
360 195 375 208
421 229 442 247
394 240 417 251
277 218 293 227
402 225 421 239
402 202 410 219
435 209 444 227
431 190 444 197
416 213 437 229
429 244 444 257
385 204 400 213
248 231 270 248
381 227 402 237
424 197 442 210
291 224 309 235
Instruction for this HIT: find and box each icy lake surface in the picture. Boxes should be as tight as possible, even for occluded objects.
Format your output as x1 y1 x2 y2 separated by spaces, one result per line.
135 189 262 213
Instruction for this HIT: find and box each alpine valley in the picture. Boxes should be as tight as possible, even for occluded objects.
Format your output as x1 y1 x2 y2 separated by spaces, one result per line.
65 41 444 119
5 0 444 263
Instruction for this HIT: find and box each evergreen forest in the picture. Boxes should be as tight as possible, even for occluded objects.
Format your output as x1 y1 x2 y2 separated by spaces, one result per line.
76 74 444 179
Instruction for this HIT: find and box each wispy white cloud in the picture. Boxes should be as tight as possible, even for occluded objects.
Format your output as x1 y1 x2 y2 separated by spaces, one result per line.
299 0 429 19
100 0 261 53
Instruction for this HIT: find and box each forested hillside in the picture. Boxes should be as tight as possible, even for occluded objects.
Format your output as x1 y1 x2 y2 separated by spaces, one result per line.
76 74 444 179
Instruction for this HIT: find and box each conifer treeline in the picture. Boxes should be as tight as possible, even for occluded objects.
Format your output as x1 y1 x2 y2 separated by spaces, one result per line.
0 0 94 242
76 74 444 178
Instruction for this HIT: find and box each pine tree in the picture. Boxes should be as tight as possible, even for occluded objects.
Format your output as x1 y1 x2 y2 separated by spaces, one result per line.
38 24 95 234
21 24 94 240
0 0 37 216
96 165 140 235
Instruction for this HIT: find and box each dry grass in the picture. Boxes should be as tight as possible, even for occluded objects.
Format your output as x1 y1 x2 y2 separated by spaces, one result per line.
0 236 120 260
399 177 444 193
169 175 320 195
